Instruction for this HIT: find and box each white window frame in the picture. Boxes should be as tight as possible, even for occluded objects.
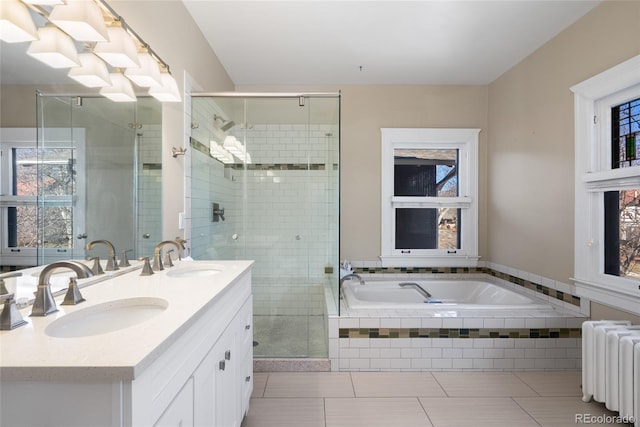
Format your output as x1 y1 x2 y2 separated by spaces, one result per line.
571 54 640 315
0 128 86 266
380 128 480 267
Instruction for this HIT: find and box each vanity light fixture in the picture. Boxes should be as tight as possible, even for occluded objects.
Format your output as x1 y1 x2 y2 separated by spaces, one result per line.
14 0 181 102
124 49 162 88
68 52 111 87
99 71 136 102
27 25 79 68
93 23 140 68
48 0 109 42
148 71 181 102
0 0 38 43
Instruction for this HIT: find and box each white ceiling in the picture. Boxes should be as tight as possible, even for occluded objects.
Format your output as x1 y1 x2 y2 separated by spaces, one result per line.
0 1 601 87
182 0 601 86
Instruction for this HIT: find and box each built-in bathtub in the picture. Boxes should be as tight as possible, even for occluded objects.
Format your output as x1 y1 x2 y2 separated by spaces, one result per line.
329 273 587 372
341 279 553 311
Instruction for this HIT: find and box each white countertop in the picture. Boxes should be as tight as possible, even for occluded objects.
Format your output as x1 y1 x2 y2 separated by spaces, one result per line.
0 260 253 382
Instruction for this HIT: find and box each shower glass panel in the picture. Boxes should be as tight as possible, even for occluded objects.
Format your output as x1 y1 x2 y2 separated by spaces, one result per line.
35 95 162 266
191 94 340 359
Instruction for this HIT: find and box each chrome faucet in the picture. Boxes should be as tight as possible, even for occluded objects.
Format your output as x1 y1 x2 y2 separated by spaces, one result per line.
399 282 432 298
152 240 183 271
85 240 118 271
339 273 365 287
31 261 93 316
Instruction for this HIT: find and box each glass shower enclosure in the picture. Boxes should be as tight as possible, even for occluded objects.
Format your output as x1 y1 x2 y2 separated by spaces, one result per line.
190 94 340 358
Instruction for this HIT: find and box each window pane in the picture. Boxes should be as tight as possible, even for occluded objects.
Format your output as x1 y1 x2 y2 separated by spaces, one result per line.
604 189 640 281
6 206 73 249
38 148 75 196
13 148 38 196
9 206 37 247
394 149 458 196
13 147 75 196
612 98 640 169
395 208 460 250
39 206 73 248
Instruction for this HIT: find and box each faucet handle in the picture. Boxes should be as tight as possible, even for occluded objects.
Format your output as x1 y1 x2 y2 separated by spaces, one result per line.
90 257 104 275
105 255 119 272
0 293 28 330
119 249 132 268
140 257 154 276
61 277 86 306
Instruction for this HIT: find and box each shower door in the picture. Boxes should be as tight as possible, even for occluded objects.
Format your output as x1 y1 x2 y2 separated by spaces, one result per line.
190 94 339 359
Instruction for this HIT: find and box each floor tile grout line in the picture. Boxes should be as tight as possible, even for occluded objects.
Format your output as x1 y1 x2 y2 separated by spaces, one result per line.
348 372 356 397
510 397 543 427
323 397 327 427
509 371 542 397
261 372 269 398
416 396 436 427
430 371 451 397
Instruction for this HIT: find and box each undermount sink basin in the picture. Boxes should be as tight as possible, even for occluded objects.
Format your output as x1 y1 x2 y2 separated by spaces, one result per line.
45 297 168 338
166 265 221 278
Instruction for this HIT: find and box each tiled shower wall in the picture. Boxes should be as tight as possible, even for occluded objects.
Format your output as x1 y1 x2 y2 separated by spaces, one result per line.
137 124 162 259
190 123 339 318
235 123 338 282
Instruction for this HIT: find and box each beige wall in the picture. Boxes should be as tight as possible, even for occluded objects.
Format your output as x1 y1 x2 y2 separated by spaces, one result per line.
591 302 640 324
487 0 640 284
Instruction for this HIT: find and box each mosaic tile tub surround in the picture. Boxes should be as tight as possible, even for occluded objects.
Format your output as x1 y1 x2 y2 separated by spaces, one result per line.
328 266 587 372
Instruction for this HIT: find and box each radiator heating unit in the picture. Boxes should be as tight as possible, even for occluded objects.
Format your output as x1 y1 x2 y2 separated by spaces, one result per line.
582 320 640 426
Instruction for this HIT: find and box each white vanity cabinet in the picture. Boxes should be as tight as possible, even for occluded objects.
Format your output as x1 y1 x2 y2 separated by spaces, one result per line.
0 261 254 427
192 297 253 427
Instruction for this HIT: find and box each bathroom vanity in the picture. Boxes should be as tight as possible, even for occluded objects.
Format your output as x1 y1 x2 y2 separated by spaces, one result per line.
0 260 253 427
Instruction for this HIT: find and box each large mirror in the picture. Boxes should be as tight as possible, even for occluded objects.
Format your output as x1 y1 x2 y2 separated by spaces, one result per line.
0 19 163 270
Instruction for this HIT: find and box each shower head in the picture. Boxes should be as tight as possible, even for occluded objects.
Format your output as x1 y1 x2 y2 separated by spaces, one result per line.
214 115 236 132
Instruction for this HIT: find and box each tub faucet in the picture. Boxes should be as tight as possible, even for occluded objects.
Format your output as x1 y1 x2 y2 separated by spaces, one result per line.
339 273 365 287
31 261 93 316
85 240 118 271
152 240 183 271
399 282 432 299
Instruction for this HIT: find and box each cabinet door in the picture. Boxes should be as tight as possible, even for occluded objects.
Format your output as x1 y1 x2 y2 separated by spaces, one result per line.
154 378 194 427
193 347 216 426
215 326 238 427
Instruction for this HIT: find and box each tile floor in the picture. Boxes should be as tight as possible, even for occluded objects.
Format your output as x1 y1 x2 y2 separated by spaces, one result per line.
242 371 630 427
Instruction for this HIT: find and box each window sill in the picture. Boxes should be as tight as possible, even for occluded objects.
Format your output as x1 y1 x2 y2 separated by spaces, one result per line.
582 167 640 191
380 254 480 268
571 277 640 316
